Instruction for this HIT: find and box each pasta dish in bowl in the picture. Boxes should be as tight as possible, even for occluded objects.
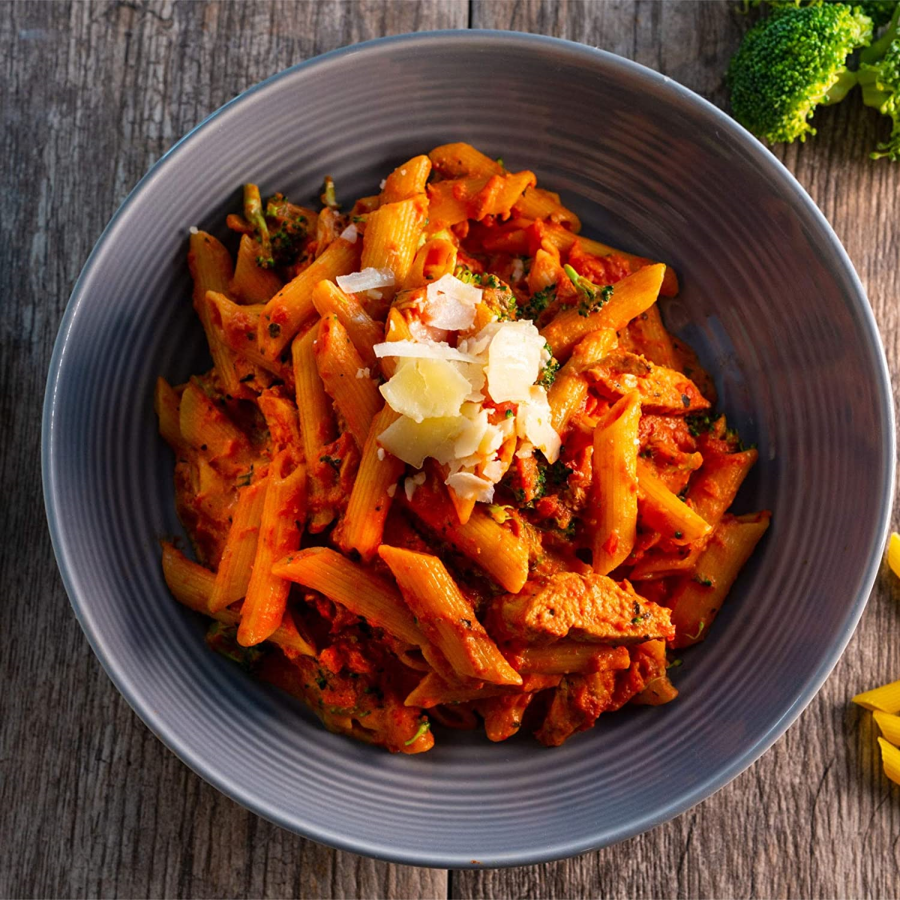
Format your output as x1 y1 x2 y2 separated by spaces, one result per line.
44 32 892 866
157 143 770 753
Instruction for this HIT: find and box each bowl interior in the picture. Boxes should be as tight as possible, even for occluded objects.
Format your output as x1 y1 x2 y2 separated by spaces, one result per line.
44 32 893 867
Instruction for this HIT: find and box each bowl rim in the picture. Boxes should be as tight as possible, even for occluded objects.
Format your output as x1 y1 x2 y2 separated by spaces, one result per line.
42 29 896 869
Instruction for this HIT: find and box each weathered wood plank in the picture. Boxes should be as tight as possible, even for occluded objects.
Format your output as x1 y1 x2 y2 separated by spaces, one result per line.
455 2 900 898
0 1 464 897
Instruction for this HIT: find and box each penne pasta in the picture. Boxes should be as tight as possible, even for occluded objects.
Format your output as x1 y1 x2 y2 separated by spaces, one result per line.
310 278 382 367
542 263 666 359
335 405 405 562
360 195 428 288
314 315 382 449
669 512 771 648
403 238 458 290
637 457 713 544
853 679 900 714
380 155 432 203
589 392 642 575
237 451 307 647
258 237 360 360
272 546 422 646
379 545 522 686
401 474 530 593
539 221 679 297
232 233 283 303
161 541 314 656
208 479 269 612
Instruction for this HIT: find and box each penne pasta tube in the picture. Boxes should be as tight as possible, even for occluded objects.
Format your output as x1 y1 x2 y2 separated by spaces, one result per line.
161 542 314 656
310 279 382 368
539 221 679 297
154 377 184 451
402 238 458 291
589 393 642 574
208 479 269 612
513 643 631 675
853 679 900 714
426 172 536 228
258 237 360 360
380 155 432 203
231 233 283 303
669 512 771 649
335 405 405 562
637 457 713 544
360 195 428 288
238 451 307 647
292 326 338 532
314 315 382 449
404 672 560 709
400 474 530 593
272 546 422 646
379 545 522 686
427 142 580 229
188 231 245 395
542 264 666 360
878 737 900 786
178 381 252 466
873 710 900 745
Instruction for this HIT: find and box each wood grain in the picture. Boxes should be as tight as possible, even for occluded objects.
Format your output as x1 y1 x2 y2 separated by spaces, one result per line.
2 1 899 898
0 2 463 898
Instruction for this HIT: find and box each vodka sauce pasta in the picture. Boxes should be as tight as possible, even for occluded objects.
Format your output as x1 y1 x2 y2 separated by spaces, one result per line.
156 144 770 753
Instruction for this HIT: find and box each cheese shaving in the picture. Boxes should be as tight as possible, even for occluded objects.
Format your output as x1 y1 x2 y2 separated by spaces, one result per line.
339 223 358 244
336 267 396 293
424 274 483 330
373 340 479 363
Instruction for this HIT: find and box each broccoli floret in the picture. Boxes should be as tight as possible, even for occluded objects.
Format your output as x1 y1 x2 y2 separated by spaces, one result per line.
859 37 900 158
861 0 900 61
728 4 873 143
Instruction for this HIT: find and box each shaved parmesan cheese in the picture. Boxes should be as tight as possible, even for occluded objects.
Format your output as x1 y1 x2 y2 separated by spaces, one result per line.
189 225 199 235
517 387 561 463
482 457 507 482
336 267 395 293
424 274 483 330
380 358 471 422
377 447 385 461
373 340 479 363
379 415 464 468
405 472 427 501
446 472 495 503
510 258 525 282
366 289 383 301
408 319 450 344
339 223 358 244
453 408 491 458
486 321 546 402
355 367 370 379
386 483 396 498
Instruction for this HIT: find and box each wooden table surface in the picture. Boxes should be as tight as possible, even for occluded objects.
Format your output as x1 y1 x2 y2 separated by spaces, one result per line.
3 1 899 897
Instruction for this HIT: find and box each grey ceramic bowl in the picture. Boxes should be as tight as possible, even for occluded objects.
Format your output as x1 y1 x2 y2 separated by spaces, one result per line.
44 31 894 867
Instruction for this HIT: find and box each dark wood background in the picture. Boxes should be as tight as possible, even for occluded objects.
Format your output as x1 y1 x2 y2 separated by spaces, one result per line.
2 1 898 897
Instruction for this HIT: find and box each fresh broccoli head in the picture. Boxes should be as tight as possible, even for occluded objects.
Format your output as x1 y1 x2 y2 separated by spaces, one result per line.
859 38 900 158
728 3 873 143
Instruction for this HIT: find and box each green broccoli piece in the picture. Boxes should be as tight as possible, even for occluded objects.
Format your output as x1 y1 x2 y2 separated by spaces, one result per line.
728 3 873 143
860 0 900 60
859 37 900 158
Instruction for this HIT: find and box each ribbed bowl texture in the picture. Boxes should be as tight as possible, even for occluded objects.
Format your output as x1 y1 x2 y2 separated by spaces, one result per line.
43 32 894 867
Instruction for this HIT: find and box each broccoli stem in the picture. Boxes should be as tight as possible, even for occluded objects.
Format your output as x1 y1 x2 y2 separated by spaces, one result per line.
243 183 273 266
822 69 859 105
861 1 900 64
